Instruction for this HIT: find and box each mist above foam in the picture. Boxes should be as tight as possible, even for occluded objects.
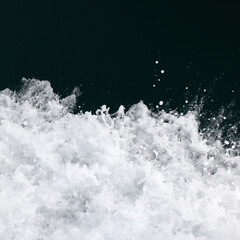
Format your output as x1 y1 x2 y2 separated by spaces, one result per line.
0 79 240 240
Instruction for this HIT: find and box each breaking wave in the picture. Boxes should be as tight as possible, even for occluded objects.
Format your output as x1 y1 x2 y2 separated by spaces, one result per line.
0 79 240 240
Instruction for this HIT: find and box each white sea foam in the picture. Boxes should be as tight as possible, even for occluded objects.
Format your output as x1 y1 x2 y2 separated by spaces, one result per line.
0 79 240 240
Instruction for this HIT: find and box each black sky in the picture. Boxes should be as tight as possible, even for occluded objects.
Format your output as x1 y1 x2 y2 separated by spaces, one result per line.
0 1 240 112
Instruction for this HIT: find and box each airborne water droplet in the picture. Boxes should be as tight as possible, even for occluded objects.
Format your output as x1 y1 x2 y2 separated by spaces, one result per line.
224 140 230 145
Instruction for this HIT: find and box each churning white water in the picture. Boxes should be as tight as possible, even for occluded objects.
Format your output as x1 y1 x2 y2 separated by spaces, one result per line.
0 79 240 240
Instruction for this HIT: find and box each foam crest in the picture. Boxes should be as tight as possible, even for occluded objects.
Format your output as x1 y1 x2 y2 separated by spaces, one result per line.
0 79 240 240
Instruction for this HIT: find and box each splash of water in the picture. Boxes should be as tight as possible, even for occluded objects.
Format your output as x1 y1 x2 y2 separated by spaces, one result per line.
0 79 240 240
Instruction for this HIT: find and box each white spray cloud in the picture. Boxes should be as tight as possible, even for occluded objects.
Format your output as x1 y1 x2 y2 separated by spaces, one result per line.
0 79 240 240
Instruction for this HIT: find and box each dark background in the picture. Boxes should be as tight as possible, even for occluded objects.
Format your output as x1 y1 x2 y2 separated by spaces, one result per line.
0 1 240 113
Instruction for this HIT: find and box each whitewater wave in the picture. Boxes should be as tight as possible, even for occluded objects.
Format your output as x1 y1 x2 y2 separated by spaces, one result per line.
0 79 240 240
